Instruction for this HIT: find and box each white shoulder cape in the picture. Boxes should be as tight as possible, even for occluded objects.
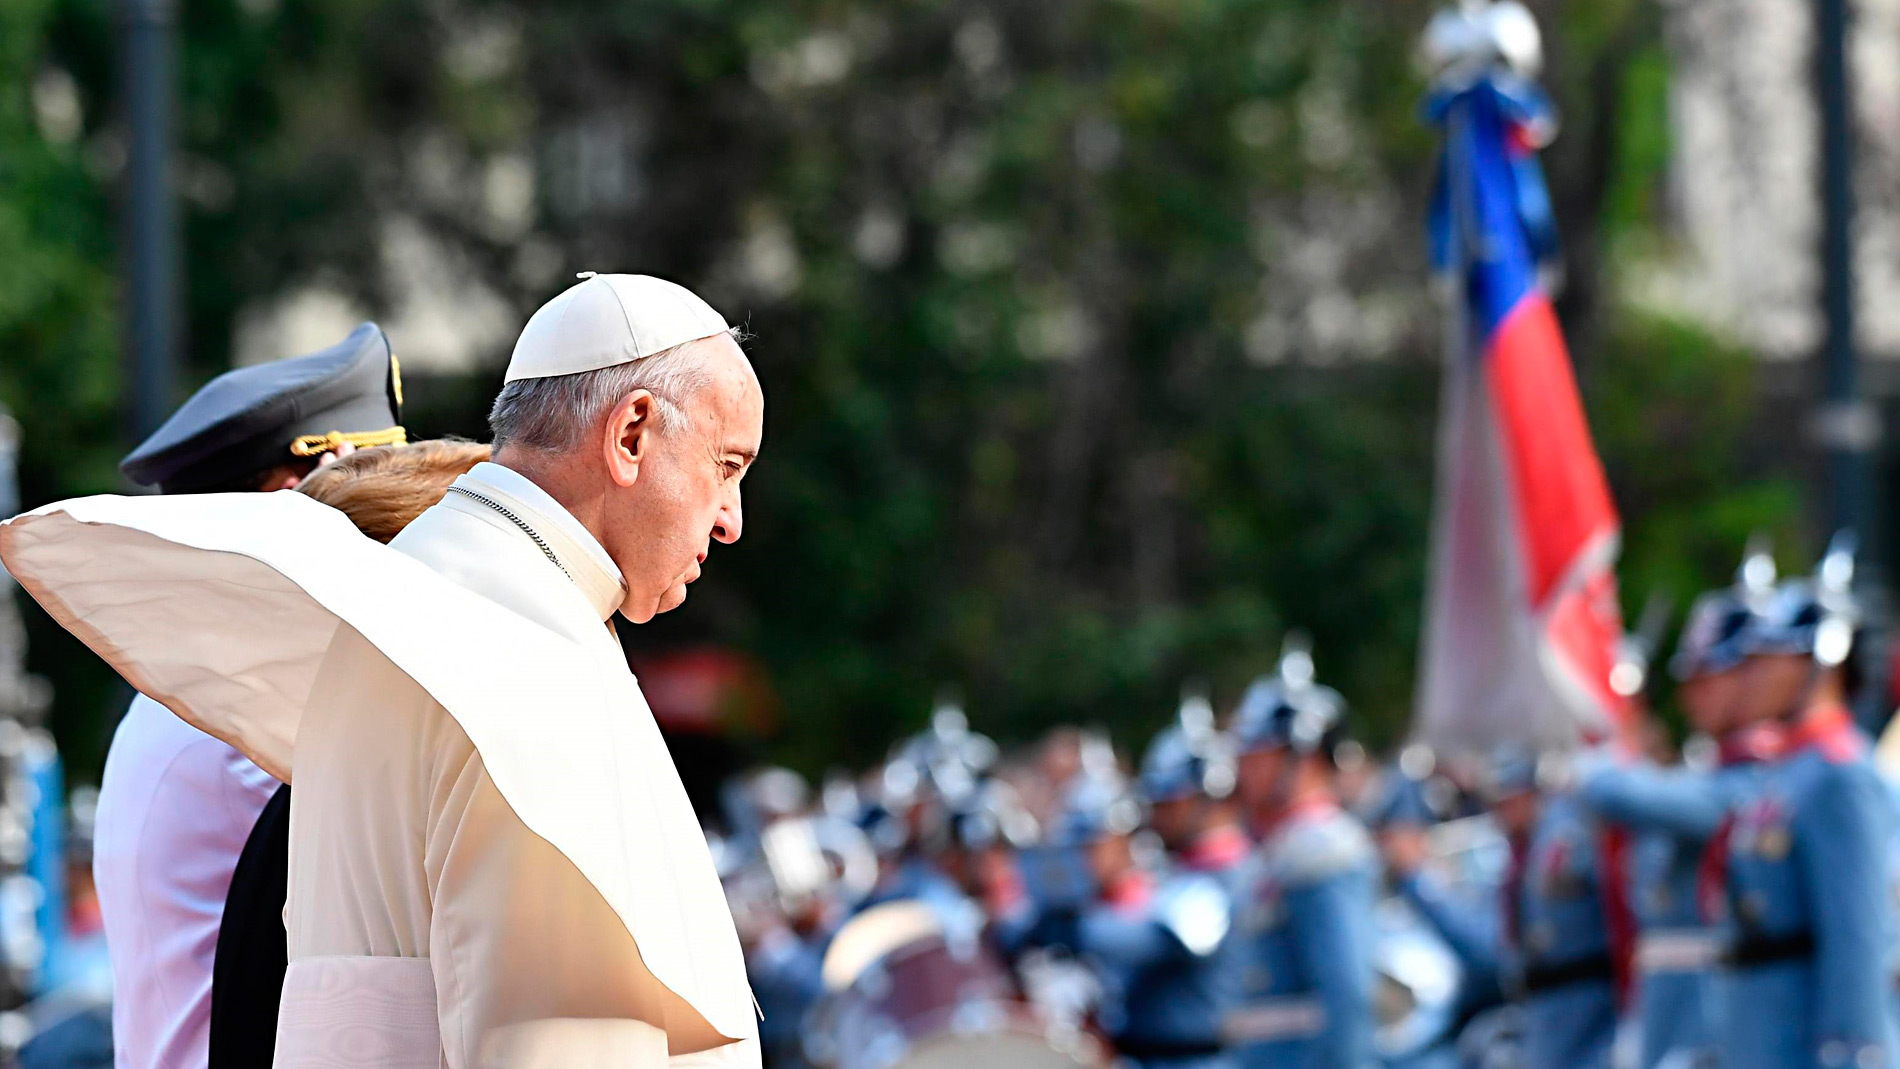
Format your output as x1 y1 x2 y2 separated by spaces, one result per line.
0 491 756 1048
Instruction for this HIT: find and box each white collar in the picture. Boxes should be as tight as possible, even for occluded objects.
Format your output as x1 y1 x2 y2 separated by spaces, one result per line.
454 462 626 621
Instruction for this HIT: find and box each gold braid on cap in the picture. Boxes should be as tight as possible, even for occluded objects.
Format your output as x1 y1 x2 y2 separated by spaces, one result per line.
288 426 409 457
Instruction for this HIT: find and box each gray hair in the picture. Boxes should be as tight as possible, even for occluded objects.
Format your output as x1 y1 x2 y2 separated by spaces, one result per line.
487 330 740 453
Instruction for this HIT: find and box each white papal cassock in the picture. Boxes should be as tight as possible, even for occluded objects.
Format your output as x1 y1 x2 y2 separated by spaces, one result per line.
0 461 759 1069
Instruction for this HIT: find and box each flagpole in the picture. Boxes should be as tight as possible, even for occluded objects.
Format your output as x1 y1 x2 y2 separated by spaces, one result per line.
1414 54 1475 751
1814 0 1865 539
1810 0 1889 726
119 0 180 451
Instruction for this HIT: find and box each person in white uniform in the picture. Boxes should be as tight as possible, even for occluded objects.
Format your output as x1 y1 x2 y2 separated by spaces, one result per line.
93 323 406 1069
5 273 765 1068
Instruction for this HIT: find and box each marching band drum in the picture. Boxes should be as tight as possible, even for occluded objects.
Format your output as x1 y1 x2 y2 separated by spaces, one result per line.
807 903 1107 1069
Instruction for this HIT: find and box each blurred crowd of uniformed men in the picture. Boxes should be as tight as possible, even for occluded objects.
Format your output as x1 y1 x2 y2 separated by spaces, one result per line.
722 537 1900 1069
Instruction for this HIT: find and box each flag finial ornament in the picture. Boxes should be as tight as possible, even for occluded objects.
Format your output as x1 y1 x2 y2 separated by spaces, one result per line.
1421 0 1543 83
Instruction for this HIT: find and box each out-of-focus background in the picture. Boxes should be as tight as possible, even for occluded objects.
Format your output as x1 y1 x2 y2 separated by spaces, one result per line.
14 0 1893 774
6 1 1900 1066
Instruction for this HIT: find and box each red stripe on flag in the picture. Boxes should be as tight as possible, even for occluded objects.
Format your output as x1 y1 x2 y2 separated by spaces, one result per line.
1545 569 1630 730
1482 295 1619 608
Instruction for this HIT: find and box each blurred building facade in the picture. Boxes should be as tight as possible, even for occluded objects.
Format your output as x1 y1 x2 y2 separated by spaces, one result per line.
1640 0 1900 363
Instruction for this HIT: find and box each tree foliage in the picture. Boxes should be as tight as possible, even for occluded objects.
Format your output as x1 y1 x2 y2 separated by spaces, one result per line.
7 0 1801 776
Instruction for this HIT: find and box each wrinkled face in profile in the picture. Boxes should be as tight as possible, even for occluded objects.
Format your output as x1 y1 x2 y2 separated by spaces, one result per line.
603 335 763 623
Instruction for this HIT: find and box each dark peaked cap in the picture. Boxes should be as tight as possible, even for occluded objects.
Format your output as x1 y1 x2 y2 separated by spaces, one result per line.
121 323 406 493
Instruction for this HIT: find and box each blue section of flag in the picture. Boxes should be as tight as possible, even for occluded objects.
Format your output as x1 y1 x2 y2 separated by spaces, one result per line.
1426 74 1560 339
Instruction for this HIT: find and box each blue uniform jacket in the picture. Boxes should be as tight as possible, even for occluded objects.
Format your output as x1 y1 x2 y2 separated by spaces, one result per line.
1579 760 1736 1069
749 927 828 1069
1712 734 1898 1069
1398 795 1622 1069
1393 867 1508 1069
1504 791 1624 1069
1079 865 1242 1069
1231 805 1378 1069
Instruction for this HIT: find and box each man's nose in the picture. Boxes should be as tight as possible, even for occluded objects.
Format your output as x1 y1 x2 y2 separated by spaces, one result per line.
712 497 743 544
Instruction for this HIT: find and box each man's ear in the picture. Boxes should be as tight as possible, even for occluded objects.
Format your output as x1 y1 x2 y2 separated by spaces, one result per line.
604 390 655 488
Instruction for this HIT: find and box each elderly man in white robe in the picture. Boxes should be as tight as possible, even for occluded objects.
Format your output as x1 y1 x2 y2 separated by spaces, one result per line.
0 273 764 1068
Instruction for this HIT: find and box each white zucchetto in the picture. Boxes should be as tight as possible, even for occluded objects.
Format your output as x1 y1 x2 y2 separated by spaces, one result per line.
504 273 731 383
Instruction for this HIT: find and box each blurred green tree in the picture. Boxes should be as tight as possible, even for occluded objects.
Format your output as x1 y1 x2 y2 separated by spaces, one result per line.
1 0 123 764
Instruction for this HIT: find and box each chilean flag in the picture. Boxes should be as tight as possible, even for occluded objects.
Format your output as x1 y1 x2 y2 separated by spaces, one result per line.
1414 71 1629 752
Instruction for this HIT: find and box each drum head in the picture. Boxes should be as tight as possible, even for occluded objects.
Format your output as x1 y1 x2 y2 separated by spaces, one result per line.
892 1025 1106 1069
821 901 946 991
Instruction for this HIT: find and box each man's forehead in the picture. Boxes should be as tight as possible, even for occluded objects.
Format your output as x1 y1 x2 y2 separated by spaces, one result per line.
695 335 758 394
688 338 762 454
721 412 762 460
